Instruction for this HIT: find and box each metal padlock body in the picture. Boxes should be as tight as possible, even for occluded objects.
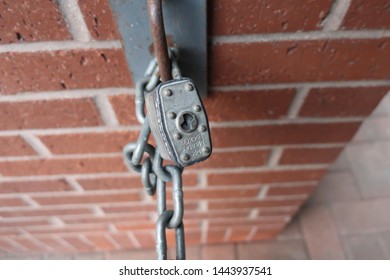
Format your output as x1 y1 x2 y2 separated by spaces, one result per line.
146 78 212 167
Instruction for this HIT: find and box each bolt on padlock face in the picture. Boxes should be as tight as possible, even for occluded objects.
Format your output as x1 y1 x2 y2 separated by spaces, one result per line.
146 78 212 167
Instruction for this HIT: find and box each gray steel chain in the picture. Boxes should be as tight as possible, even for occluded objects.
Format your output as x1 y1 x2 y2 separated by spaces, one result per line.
123 50 186 260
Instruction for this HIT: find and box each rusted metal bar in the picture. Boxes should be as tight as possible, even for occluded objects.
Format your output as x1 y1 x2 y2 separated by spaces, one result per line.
148 0 172 82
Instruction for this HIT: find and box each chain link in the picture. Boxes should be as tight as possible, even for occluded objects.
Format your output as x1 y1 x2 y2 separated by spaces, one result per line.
123 53 186 260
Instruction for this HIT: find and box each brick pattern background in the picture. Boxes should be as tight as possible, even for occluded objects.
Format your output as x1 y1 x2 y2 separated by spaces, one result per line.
0 0 389 258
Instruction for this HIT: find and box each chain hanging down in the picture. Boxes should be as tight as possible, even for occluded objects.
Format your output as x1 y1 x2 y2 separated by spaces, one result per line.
123 0 211 260
124 52 185 260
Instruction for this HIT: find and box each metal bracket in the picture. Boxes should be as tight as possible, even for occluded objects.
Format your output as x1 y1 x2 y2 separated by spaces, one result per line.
109 0 208 98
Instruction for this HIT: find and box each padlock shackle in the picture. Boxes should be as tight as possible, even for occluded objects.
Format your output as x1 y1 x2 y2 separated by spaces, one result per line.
148 0 172 82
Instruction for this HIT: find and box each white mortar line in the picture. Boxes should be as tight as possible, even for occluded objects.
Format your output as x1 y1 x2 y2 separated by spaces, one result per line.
257 186 269 199
287 87 311 118
0 116 363 137
94 95 120 127
107 223 118 233
127 231 141 249
0 40 121 54
223 228 232 242
211 80 390 92
1 80 388 103
65 177 85 193
104 233 121 250
200 220 209 244
322 0 352 31
248 209 259 219
268 147 283 167
209 117 364 128
20 133 52 158
0 165 328 183
0 153 122 162
91 205 105 217
199 200 208 212
0 88 133 102
3 237 29 252
0 126 140 137
212 30 390 44
0 143 347 162
57 0 92 42
49 217 65 227
21 195 40 209
214 143 345 152
246 227 257 241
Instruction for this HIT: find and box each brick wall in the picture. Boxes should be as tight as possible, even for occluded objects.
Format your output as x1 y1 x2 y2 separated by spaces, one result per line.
0 0 389 257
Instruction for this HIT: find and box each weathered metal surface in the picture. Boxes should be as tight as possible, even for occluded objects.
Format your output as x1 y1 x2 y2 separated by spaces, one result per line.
109 0 208 97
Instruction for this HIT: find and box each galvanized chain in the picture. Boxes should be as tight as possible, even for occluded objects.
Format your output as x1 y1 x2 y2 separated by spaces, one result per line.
123 51 186 260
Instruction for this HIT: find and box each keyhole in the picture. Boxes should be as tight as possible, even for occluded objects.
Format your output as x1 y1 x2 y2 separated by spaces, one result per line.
177 112 198 133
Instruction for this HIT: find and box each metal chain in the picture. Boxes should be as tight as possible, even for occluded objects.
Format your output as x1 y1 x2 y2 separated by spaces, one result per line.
123 53 186 260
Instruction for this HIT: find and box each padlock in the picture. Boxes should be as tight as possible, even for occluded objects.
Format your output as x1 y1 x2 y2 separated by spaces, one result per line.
146 78 212 167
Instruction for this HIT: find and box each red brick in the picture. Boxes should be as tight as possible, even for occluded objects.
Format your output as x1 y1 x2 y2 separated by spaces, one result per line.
109 95 138 125
0 207 92 218
78 0 120 40
202 244 236 259
212 122 361 148
0 239 18 253
0 197 28 207
208 169 326 186
194 149 270 169
115 222 156 231
0 179 72 194
101 200 199 214
78 172 197 191
85 234 116 251
210 39 390 86
205 89 294 121
210 0 332 35
40 131 138 155
0 218 51 228
133 231 155 248
0 156 126 176
0 1 70 44
0 99 102 130
210 218 285 228
10 237 50 253
182 231 201 246
26 224 107 235
62 213 149 225
207 228 226 243
109 233 136 250
62 236 95 252
279 147 344 164
185 209 250 220
250 229 281 241
35 237 74 253
78 176 142 191
0 136 36 157
342 0 390 30
184 187 260 200
0 228 25 236
299 87 389 117
267 185 315 196
32 192 140 206
228 227 253 242
209 198 305 210
0 49 132 94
